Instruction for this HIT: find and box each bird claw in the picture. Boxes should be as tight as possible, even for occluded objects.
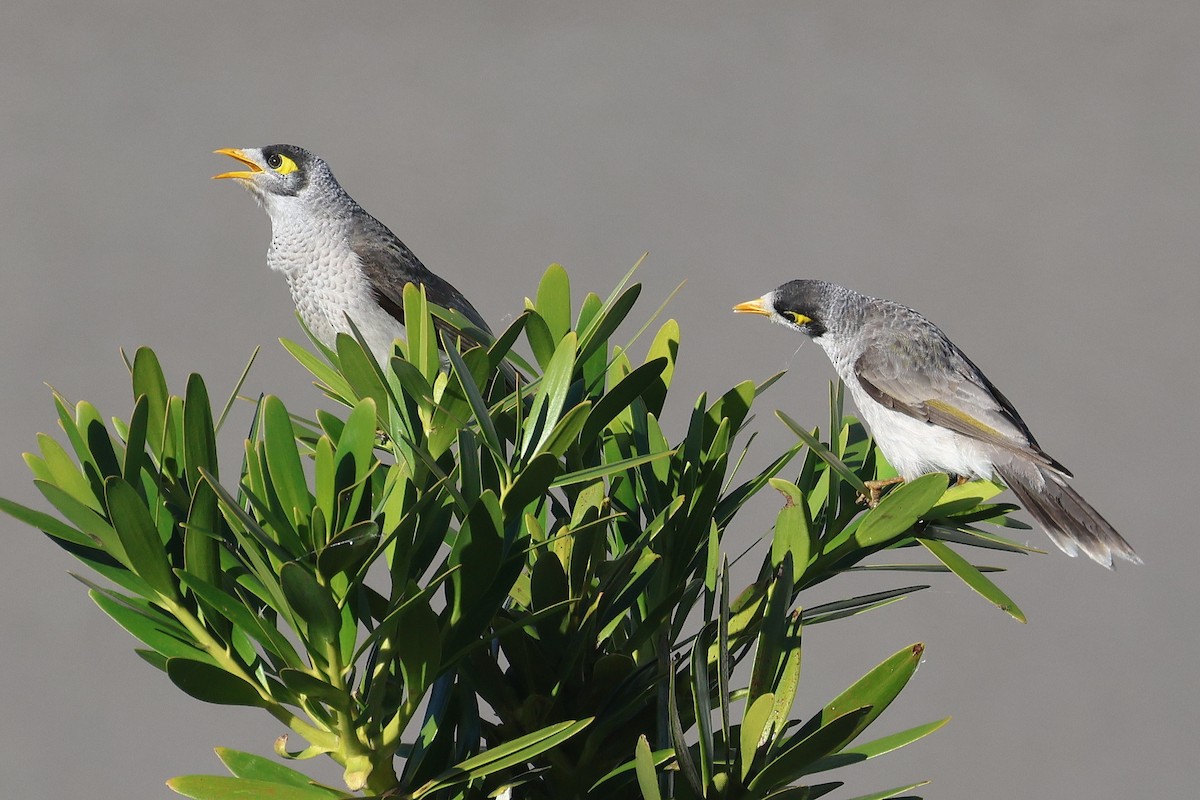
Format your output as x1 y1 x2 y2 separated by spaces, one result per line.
859 477 905 507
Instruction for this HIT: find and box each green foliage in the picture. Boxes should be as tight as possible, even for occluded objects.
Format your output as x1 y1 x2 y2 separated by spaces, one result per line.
4 262 1034 799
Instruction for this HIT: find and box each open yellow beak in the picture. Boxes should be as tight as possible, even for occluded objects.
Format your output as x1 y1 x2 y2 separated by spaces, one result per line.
212 148 263 180
732 297 771 316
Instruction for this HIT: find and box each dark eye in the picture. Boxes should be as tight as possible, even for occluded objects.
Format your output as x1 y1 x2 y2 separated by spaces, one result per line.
266 153 283 170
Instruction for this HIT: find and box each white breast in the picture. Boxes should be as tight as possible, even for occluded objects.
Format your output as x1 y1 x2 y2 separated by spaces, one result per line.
263 195 406 364
819 338 999 481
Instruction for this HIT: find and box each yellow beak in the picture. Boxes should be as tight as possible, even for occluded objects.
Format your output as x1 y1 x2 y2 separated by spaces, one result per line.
732 297 771 316
212 148 263 180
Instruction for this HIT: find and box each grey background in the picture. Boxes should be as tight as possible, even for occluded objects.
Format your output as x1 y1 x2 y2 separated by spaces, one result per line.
1 3 1195 798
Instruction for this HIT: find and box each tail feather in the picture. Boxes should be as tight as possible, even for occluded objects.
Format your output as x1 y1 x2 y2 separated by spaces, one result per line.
996 464 1141 569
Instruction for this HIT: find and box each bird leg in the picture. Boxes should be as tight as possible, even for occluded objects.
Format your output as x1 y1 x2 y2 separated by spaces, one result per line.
860 476 905 507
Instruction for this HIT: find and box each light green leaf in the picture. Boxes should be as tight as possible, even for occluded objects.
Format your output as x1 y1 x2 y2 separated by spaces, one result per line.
535 263 572 342
634 735 662 800
803 717 950 775
213 748 326 789
854 473 948 548
166 775 347 799
841 780 931 800
790 642 925 752
550 449 676 488
919 538 1027 623
741 692 776 781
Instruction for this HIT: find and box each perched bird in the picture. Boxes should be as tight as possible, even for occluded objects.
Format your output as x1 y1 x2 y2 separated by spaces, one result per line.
734 280 1140 568
213 144 492 363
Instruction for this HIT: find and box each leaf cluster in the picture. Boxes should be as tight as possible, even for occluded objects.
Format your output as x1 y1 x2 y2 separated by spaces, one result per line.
2 262 1038 799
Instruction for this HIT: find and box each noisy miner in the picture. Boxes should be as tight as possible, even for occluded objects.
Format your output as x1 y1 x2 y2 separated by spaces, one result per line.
734 279 1140 568
214 144 492 364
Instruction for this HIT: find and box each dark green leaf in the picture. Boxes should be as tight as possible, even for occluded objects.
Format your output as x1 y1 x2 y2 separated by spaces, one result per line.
412 718 592 797
104 476 177 599
280 563 343 649
184 373 219 486
775 411 869 497
166 658 267 707
749 707 873 792
132 347 170 458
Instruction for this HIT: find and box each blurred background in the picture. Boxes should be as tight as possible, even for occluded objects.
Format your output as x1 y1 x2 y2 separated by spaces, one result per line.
1 3 1196 798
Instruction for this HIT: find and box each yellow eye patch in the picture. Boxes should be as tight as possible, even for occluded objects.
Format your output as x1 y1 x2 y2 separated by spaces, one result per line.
786 311 812 325
273 154 299 175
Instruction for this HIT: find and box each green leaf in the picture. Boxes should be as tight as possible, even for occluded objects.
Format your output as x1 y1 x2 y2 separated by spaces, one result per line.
279 669 347 706
775 411 869 497
184 373 219 487
280 338 356 403
316 520 379 578
841 780 931 800
280 563 343 649
535 263 572 342
184 480 223 592
578 283 641 364
792 642 925 749
579 357 668 447
131 347 170 458
263 396 313 523
919 538 1027 623
214 748 324 788
89 590 207 662
928 479 1006 516
749 707 874 793
803 717 950 775
166 659 267 707
403 282 439 382
550 449 676 488
800 586 928 625
854 473 948 548
166 775 347 799
175 571 304 668
740 692 776 781
0 495 97 549
35 479 124 559
104 476 177 599
521 332 577 460
412 718 593 797
770 487 814 583
36 432 101 511
539 401 592 458
442 337 502 457
634 735 662 800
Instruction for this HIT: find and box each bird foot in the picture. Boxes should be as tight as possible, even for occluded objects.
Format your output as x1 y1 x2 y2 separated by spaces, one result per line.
860 477 905 507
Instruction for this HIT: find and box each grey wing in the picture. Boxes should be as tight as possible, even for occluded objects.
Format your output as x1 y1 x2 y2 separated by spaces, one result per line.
852 313 1069 474
349 217 493 348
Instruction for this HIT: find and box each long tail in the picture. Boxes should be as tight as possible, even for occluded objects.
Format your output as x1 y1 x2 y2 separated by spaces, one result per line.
996 464 1141 569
